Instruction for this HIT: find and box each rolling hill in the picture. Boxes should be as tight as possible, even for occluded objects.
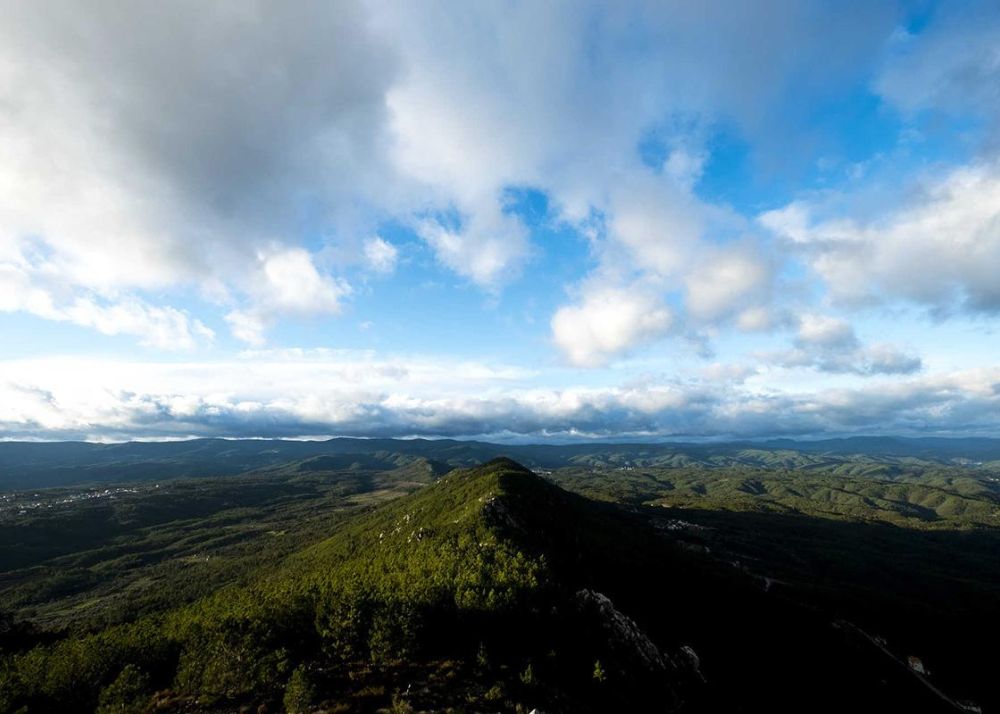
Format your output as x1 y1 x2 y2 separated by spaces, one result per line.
3 436 1000 490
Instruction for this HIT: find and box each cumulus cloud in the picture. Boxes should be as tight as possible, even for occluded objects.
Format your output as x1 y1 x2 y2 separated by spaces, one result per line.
0 0 394 344
0 0 907 353
549 187 773 364
684 243 775 324
416 208 530 288
224 248 350 345
735 306 782 332
60 299 214 351
604 174 707 277
363 237 399 275
0 252 212 349
761 163 1000 314
767 314 922 376
551 287 674 367
700 362 758 384
375 0 896 329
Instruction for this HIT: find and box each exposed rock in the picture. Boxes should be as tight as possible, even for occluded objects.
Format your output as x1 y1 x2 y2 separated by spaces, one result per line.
481 494 521 531
575 589 670 673
680 645 706 683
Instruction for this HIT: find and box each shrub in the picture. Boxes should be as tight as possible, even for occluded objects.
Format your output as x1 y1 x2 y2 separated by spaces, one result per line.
96 665 151 714
282 665 316 714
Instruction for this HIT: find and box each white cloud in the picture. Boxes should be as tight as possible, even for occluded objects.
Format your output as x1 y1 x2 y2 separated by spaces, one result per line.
684 244 774 323
736 306 780 332
363 236 399 275
605 173 706 277
700 362 758 384
225 248 350 345
0 1 392 344
766 314 922 376
549 173 769 362
256 248 348 315
758 202 818 244
60 299 215 351
797 314 858 349
376 0 895 296
0 0 908 354
0 353 995 441
761 163 1000 313
551 287 673 367
417 207 531 288
664 146 708 188
224 310 267 348
5 0 985 420
0 255 212 349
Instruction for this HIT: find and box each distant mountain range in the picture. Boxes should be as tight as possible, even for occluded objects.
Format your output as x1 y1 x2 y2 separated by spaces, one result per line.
1 435 999 490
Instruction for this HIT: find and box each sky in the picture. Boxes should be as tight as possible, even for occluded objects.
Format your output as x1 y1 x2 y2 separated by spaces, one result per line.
2 0 1000 442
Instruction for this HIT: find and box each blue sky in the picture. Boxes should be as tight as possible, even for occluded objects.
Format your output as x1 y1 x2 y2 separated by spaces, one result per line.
2 0 1000 441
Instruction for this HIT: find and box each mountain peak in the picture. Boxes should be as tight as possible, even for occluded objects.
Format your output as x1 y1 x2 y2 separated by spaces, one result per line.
481 455 534 473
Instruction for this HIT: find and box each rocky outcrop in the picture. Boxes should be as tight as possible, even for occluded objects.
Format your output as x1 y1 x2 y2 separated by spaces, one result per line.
574 589 706 710
576 589 670 673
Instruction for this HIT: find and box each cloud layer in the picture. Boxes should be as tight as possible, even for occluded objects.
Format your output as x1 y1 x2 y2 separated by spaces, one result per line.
1 353 996 441
1 2 999 440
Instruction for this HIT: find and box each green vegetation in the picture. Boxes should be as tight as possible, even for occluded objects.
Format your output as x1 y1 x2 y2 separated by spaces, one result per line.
1 445 998 712
5 459 680 712
4 435 999 490
549 465 1000 528
96 664 149 714
282 664 316 714
0 461 432 628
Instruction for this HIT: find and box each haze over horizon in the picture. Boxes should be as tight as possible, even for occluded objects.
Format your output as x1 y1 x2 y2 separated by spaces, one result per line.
3 1 1000 442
